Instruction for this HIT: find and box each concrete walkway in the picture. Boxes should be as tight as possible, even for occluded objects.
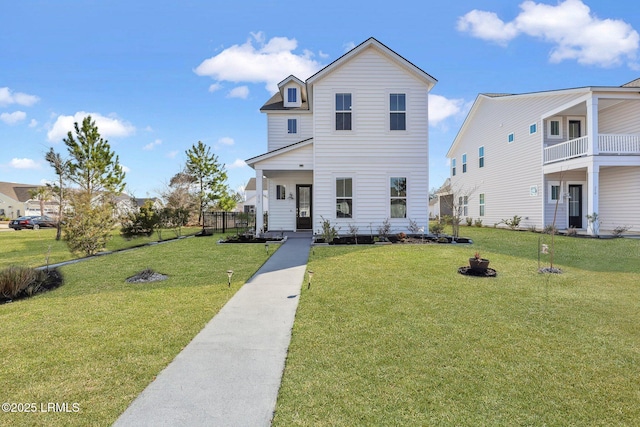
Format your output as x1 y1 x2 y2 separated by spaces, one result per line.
113 233 312 427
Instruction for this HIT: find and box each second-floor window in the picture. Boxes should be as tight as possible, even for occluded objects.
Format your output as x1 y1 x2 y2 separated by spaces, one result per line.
452 158 456 176
287 118 297 134
462 153 467 173
287 87 297 103
479 146 484 168
390 93 406 130
335 93 352 130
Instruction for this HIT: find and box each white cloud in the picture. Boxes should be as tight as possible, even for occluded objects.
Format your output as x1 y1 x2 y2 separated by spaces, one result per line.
226 159 247 169
121 165 131 173
218 137 234 146
143 139 162 150
457 0 639 67
194 32 324 93
208 83 223 93
343 41 357 53
29 119 38 128
0 111 27 125
10 158 40 169
456 10 518 46
166 150 179 159
0 87 40 107
429 94 465 125
227 86 249 99
47 112 135 142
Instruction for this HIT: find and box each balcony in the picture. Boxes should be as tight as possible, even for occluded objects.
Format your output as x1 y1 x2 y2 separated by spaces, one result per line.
544 134 640 164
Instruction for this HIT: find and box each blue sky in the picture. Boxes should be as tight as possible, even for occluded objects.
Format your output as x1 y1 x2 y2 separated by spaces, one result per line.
2 0 639 198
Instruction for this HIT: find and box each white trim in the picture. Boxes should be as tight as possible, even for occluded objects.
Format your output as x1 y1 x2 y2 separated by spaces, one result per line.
547 116 563 139
547 181 561 203
567 116 586 139
388 175 408 220
508 132 515 143
334 175 355 221
387 90 408 133
529 122 538 134
333 90 354 133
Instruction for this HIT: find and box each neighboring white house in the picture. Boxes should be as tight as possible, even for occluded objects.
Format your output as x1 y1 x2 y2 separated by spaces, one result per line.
446 79 640 235
245 38 437 234
238 178 268 214
0 181 58 219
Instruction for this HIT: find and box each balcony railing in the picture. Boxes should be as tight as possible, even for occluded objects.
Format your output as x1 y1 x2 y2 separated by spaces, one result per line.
598 134 640 153
544 134 640 164
544 136 589 163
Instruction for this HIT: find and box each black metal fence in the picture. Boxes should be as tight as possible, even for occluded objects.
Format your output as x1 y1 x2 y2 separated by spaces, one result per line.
202 212 268 233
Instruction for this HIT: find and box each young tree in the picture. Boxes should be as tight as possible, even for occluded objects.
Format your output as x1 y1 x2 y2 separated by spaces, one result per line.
45 147 70 240
62 115 126 255
184 141 228 228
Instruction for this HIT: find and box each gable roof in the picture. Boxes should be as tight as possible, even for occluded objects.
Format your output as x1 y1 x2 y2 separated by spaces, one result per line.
307 37 437 90
0 181 39 202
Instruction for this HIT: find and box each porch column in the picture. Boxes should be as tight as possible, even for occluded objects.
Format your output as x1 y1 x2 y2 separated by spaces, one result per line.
587 163 599 236
255 169 264 236
587 96 599 156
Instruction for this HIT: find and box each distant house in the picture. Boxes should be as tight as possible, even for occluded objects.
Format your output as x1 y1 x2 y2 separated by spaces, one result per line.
0 181 58 219
113 195 162 218
239 178 268 214
245 38 437 234
446 79 640 234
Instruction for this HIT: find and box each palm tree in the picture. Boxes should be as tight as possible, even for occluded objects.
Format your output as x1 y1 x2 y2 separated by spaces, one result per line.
28 186 52 217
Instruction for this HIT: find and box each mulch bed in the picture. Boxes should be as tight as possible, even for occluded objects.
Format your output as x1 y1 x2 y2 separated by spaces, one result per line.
457 266 497 277
0 268 64 305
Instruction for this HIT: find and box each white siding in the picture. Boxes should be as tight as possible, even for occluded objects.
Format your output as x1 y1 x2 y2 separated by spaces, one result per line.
599 166 640 232
266 171 313 231
267 113 313 151
311 47 430 233
449 92 585 229
253 144 313 171
599 99 640 134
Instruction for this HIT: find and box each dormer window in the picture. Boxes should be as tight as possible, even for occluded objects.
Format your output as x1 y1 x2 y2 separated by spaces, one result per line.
287 87 297 103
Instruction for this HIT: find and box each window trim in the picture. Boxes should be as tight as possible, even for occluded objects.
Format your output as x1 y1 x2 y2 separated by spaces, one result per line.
548 181 562 203
389 92 407 131
390 176 407 219
287 87 297 103
335 92 353 131
462 153 467 173
479 193 485 217
276 185 287 200
452 158 456 176
530 123 537 134
478 146 484 168
287 118 297 134
508 132 515 143
547 117 563 139
336 177 353 219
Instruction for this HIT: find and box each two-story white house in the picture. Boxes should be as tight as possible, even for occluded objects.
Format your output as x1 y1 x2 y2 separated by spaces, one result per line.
246 38 437 235
446 79 640 235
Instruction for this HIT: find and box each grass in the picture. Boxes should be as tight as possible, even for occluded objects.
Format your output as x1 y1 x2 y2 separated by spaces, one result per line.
273 227 640 426
0 234 277 426
0 226 202 269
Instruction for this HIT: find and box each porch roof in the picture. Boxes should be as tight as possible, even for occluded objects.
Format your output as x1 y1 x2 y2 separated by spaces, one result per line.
245 138 313 168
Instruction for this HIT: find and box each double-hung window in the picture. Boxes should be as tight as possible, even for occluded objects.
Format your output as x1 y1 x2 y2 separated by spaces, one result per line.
479 146 484 168
548 118 562 139
479 193 485 216
452 158 456 176
335 93 352 130
390 93 406 130
287 118 297 134
462 153 467 173
459 196 468 216
336 178 353 218
390 177 407 218
276 185 286 200
287 87 297 103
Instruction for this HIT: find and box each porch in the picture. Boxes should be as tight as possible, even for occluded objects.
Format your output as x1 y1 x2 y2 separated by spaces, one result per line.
544 134 640 164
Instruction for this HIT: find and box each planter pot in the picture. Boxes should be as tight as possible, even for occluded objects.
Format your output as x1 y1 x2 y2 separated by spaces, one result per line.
469 258 490 272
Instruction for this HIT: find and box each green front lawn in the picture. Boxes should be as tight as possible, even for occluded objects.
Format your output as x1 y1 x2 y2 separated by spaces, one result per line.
0 235 275 426
0 227 202 269
274 228 640 426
